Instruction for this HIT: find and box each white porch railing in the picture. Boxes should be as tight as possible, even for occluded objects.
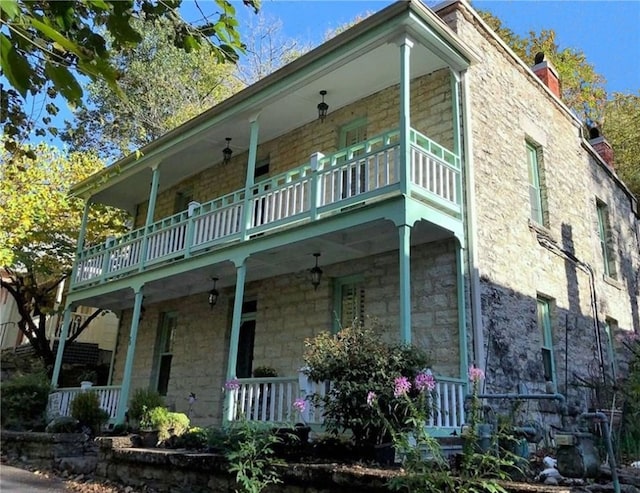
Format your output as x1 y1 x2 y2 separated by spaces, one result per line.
73 128 460 287
427 377 466 432
47 385 121 423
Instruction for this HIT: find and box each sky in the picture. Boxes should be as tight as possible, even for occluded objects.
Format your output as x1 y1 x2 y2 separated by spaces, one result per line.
217 0 640 95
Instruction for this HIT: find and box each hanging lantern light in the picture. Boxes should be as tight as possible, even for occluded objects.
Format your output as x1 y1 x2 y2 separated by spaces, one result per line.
317 90 329 122
222 138 233 164
208 277 219 309
310 253 323 290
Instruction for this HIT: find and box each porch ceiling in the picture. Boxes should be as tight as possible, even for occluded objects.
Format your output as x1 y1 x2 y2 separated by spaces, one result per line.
79 218 452 312
86 7 461 214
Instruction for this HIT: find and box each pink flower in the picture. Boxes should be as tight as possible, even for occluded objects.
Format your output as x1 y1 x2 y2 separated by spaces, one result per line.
366 391 377 407
468 365 485 383
224 379 240 391
414 372 436 392
394 376 411 397
293 398 306 414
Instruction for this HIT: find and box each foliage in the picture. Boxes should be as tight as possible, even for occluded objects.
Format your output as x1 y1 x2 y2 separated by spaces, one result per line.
252 366 278 378
376 366 517 493
128 388 164 423
302 326 430 447
45 416 80 434
478 10 606 125
0 0 259 157
165 411 190 441
0 367 51 430
139 405 167 431
70 390 109 435
225 418 283 493
63 17 243 160
602 92 640 198
619 332 640 458
0 143 127 370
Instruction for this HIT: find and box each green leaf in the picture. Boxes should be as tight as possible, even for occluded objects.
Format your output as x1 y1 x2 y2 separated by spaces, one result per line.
86 0 110 10
44 62 83 104
182 34 200 53
30 17 84 58
0 0 19 19
0 33 33 98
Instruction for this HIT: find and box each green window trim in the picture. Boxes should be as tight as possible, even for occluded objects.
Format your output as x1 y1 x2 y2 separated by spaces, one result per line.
536 297 556 386
604 319 618 381
332 274 365 334
153 312 178 396
527 142 545 225
596 200 617 279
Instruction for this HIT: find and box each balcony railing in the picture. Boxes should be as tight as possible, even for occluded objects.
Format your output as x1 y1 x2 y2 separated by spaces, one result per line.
48 385 121 423
73 128 460 287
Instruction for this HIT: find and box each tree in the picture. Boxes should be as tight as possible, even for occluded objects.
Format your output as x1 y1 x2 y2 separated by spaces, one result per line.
0 0 259 158
602 92 640 198
0 143 127 371
63 17 244 159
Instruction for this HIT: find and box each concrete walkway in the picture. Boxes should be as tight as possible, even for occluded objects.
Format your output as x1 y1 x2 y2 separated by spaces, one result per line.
0 464 70 492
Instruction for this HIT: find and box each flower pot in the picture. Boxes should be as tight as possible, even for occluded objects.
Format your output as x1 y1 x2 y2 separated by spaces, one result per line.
139 430 160 448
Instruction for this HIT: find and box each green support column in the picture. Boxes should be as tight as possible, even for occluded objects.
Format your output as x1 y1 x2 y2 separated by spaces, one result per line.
450 70 461 158
398 224 412 344
455 240 469 381
115 287 144 423
242 116 260 240
70 200 91 286
139 165 160 271
224 261 247 422
398 36 413 194
51 306 72 388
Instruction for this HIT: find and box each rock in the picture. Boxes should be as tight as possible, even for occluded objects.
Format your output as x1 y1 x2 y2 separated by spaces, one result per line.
544 477 559 486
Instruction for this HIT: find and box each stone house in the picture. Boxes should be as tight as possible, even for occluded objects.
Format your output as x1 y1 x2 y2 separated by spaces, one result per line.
49 0 639 432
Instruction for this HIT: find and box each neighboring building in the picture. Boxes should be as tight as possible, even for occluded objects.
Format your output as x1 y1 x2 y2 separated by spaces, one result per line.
50 0 639 431
1 270 118 384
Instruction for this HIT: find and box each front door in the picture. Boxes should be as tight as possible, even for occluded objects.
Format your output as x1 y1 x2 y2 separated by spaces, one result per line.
236 300 256 378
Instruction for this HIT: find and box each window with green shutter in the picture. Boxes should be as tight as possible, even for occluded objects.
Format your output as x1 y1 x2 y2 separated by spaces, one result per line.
536 297 556 385
527 142 546 225
596 200 617 279
332 275 365 333
153 312 178 396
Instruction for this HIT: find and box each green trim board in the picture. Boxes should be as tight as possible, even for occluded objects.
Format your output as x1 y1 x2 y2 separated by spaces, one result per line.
527 141 545 225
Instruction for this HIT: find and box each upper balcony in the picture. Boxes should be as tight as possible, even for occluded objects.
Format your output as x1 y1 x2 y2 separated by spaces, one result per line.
67 1 475 303
72 128 461 290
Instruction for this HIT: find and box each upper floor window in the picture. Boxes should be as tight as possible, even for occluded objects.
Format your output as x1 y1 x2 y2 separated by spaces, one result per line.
536 296 556 386
527 142 546 225
174 189 193 214
596 199 617 279
338 119 368 198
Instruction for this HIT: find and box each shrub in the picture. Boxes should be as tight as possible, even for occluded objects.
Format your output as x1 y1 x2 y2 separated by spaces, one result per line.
303 326 430 447
167 412 190 438
253 366 278 378
46 416 80 434
175 426 210 450
128 388 164 423
70 391 109 435
0 370 51 431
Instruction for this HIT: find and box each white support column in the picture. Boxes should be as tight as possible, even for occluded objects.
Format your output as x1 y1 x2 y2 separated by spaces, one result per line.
115 287 144 423
224 261 247 422
51 306 72 388
399 224 412 344
398 35 414 194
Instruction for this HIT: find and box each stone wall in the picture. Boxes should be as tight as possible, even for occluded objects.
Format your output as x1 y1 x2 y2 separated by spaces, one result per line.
437 2 640 409
111 239 460 426
133 69 453 228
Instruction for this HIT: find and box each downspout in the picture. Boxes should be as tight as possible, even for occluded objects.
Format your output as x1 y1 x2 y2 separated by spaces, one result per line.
459 70 485 376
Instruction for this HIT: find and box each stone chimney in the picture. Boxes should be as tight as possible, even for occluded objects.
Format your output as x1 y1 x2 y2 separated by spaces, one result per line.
532 52 561 98
588 127 615 169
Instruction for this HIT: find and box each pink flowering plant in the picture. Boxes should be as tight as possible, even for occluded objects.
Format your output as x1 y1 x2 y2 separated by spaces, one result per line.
302 326 431 448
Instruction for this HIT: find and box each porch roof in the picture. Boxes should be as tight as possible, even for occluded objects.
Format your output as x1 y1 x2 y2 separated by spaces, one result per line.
69 0 477 215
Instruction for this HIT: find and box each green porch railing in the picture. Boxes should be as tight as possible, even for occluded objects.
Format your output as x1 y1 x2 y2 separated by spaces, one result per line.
73 128 460 288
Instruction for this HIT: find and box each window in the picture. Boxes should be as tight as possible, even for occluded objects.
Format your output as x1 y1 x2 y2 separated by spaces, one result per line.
596 200 617 279
333 275 365 333
236 300 257 378
154 312 177 396
527 142 546 225
604 318 618 381
338 119 368 198
536 297 556 385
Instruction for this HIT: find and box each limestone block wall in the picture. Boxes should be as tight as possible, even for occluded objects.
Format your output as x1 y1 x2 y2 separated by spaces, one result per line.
132 69 453 229
111 238 459 426
438 2 640 406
